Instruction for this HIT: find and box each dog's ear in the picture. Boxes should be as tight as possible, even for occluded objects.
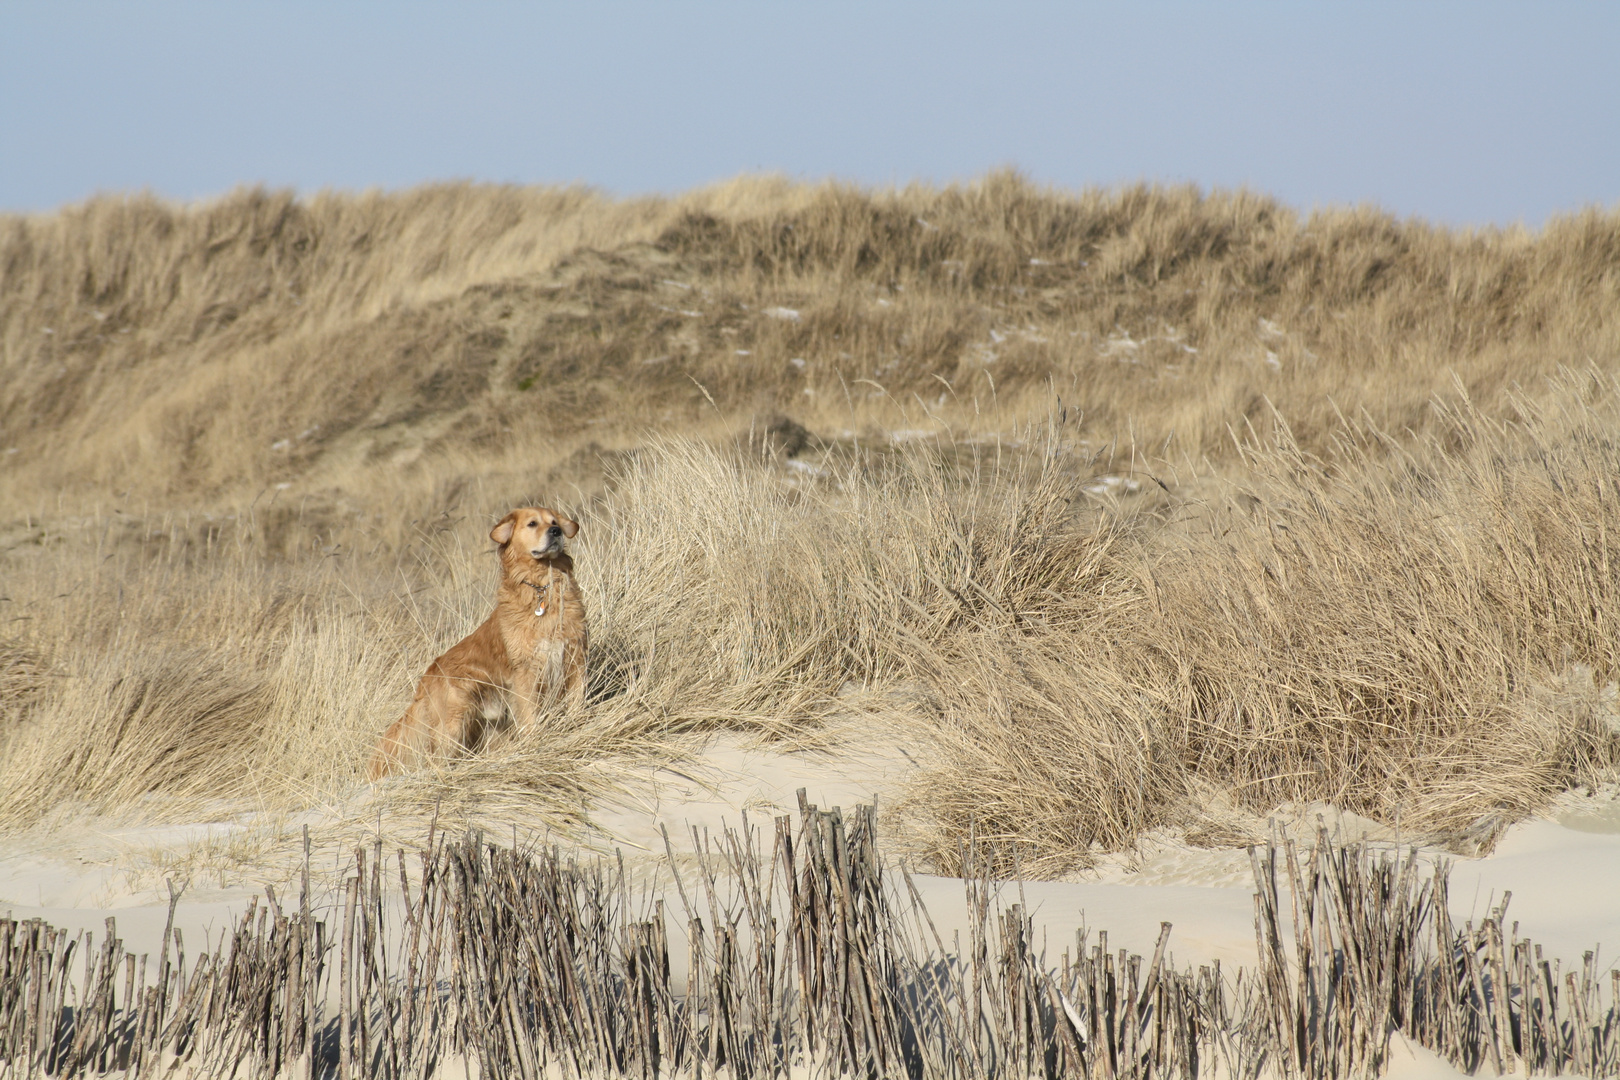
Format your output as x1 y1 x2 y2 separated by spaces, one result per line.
559 516 579 539
490 511 518 546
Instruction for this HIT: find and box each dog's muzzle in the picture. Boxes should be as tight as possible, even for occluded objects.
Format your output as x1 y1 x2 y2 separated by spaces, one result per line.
530 527 564 560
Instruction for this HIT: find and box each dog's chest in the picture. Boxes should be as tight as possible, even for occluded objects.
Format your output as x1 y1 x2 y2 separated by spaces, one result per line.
505 619 566 687
503 598 575 655
496 572 582 675
532 636 566 677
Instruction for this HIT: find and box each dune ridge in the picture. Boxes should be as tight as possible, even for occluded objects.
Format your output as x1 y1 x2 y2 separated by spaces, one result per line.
2 175 1620 877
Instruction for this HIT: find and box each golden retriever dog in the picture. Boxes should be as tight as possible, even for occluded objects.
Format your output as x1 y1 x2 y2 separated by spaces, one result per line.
367 507 588 779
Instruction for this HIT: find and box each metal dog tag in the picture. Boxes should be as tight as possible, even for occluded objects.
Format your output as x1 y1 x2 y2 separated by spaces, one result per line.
535 605 546 617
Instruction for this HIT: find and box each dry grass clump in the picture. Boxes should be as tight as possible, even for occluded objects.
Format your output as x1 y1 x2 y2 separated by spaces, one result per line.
576 435 1126 731
913 376 1620 873
0 547 387 832
0 638 51 727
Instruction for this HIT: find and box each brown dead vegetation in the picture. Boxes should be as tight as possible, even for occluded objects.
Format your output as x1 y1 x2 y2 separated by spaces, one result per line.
5 172 1618 514
2 174 1619 871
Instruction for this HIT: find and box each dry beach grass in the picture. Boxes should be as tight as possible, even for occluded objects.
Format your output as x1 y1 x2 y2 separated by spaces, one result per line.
3 174 1620 876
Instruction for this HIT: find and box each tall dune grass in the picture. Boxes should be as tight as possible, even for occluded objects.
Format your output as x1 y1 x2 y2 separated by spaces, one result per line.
4 173 1618 513
912 377 1620 873
3 174 1620 872
5 377 1620 871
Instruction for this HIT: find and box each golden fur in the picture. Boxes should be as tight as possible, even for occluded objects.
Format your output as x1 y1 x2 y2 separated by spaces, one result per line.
367 507 588 779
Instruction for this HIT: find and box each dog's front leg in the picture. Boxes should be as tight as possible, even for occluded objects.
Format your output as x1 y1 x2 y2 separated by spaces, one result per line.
563 640 588 709
508 675 545 733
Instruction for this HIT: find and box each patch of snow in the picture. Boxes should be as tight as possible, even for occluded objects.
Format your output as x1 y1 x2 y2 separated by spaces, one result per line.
764 306 800 321
1083 475 1143 497
1099 332 1141 361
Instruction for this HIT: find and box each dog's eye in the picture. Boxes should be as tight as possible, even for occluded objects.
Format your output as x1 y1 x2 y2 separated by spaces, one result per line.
528 520 538 528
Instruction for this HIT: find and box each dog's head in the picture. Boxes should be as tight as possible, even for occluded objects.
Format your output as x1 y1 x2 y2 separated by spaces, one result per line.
491 507 578 567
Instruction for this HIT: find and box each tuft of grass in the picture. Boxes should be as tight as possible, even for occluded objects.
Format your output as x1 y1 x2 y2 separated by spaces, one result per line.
908 375 1620 873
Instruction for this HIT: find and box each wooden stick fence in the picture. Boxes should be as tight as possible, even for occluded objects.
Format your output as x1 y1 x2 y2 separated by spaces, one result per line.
3 806 1617 1078
1247 825 1620 1079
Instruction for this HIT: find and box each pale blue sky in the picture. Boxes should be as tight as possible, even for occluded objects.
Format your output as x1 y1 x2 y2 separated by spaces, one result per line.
2 2 1616 225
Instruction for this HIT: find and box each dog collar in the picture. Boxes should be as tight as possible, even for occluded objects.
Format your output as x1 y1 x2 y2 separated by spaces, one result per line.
524 575 553 617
